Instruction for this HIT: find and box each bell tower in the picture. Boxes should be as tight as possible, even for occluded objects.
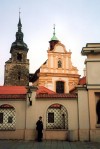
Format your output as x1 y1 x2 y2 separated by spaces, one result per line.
4 13 29 86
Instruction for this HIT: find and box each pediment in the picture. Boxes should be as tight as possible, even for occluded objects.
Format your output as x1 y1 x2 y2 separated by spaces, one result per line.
53 42 67 53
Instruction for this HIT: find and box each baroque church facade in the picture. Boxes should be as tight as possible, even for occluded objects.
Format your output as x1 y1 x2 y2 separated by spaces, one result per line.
30 26 80 93
0 16 100 142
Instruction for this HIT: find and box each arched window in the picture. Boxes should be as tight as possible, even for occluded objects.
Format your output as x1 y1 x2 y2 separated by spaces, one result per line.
0 104 16 130
56 81 64 93
17 53 22 61
46 103 68 130
96 100 100 124
58 60 62 68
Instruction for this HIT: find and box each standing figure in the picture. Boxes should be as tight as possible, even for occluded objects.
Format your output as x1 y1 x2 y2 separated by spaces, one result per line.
36 116 43 142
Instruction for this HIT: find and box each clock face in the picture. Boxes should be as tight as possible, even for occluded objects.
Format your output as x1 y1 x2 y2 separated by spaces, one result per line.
54 45 64 53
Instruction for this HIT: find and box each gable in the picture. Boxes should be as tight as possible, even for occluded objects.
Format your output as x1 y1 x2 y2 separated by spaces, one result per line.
53 42 67 53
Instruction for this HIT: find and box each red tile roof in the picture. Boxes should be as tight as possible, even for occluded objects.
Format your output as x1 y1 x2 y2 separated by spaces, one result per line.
0 86 27 99
78 76 86 85
0 86 27 94
0 94 26 99
69 76 86 93
0 86 77 99
36 86 77 99
36 86 56 94
36 93 77 99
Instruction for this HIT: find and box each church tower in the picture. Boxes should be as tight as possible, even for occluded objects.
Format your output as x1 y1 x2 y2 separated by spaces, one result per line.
4 14 29 86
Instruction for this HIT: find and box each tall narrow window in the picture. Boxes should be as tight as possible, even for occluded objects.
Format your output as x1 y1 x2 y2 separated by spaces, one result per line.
48 112 54 123
56 81 64 93
96 100 100 124
0 113 3 123
58 60 62 68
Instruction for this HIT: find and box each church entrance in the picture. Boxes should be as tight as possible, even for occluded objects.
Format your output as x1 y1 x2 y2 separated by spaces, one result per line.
46 103 68 130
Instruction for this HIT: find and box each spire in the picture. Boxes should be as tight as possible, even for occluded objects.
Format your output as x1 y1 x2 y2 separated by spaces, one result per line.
10 10 29 53
16 9 23 42
50 24 58 41
53 24 56 36
18 9 22 32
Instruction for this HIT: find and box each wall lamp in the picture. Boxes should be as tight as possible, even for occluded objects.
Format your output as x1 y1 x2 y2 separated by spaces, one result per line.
27 87 32 106
26 83 38 106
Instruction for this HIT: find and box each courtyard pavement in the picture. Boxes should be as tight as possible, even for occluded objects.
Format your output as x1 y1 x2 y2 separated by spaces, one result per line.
0 140 100 149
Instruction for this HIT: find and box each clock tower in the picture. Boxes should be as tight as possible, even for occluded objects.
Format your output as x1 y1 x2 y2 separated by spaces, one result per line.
4 15 29 86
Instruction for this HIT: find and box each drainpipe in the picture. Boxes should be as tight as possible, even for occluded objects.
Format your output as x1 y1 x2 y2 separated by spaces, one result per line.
87 86 90 141
24 93 27 140
77 90 80 141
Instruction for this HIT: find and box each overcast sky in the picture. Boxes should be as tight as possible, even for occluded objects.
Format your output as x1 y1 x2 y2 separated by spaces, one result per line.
0 0 100 85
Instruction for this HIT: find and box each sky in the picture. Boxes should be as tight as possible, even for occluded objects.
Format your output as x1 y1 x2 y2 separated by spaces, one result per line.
0 0 100 85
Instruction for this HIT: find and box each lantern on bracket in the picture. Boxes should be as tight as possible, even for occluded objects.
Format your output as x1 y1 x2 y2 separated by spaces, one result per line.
27 87 32 106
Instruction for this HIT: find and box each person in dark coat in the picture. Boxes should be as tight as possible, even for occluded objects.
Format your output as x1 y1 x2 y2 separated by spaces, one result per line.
36 116 43 142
